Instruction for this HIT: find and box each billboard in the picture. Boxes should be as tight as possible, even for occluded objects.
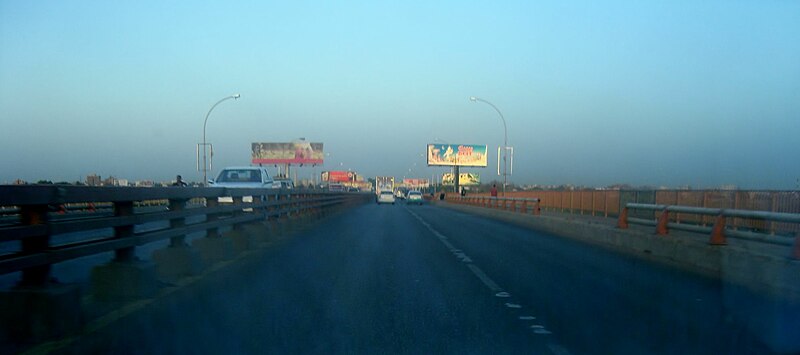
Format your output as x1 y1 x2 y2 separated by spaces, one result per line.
321 171 355 183
251 141 324 165
427 144 488 167
442 172 480 186
402 178 430 188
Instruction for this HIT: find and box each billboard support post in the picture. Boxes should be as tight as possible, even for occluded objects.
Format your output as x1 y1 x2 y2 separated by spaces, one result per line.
454 166 460 193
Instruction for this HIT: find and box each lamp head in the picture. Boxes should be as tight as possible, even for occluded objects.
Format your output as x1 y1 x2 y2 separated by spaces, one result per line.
233 94 241 99
469 96 478 102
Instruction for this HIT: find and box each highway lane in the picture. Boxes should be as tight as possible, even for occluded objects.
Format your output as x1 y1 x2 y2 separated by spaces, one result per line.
56 202 780 354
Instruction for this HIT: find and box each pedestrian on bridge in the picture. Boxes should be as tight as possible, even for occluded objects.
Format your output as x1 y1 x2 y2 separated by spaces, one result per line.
172 175 188 187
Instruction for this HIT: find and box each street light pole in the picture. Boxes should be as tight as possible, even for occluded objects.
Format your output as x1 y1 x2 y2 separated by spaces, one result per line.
202 94 240 186
469 96 508 197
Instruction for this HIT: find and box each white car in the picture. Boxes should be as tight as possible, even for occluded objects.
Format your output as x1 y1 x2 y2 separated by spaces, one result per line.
273 178 294 189
377 190 396 205
209 166 275 204
406 190 423 205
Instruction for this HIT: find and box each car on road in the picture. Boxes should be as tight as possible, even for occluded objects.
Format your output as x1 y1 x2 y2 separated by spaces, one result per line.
209 166 275 204
406 190 423 205
377 190 396 205
273 178 294 189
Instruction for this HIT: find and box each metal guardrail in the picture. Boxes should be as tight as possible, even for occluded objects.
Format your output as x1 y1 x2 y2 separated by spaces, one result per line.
468 189 800 235
448 196 542 215
618 203 800 256
0 185 364 287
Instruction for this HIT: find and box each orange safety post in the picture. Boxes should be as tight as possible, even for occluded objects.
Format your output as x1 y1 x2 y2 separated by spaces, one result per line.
617 207 629 229
656 209 669 235
533 200 541 216
709 214 727 245
521 200 528 214
57 204 66 215
88 202 96 213
792 233 800 260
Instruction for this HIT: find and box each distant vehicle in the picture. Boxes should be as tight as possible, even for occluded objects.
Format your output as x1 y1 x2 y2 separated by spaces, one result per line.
395 190 405 200
273 178 294 189
406 190 423 205
209 166 275 204
348 186 360 192
377 190 396 205
375 176 394 196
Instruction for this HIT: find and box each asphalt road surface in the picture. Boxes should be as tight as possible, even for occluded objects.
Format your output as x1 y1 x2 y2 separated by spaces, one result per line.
56 202 783 354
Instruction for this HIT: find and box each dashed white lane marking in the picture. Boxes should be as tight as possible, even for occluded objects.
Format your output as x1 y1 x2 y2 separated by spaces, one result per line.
406 207 570 354
466 264 503 292
441 239 457 250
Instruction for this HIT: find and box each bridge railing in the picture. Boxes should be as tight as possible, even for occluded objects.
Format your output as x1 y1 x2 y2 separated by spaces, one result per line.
447 196 542 215
461 190 800 236
444 193 800 259
0 185 371 343
618 203 800 252
0 185 361 287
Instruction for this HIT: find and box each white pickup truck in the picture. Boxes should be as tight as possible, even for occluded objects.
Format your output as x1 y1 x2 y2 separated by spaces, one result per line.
209 166 277 203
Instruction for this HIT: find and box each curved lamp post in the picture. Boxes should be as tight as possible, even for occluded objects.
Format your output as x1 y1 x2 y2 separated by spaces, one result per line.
469 96 508 196
202 94 240 186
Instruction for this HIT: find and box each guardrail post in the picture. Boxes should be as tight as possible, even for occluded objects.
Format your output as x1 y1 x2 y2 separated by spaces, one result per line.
617 207 629 229
18 205 51 286
533 199 541 216
521 200 528 214
656 208 670 235
1 205 82 342
91 201 158 301
228 195 256 254
709 214 727 245
153 198 204 282
193 197 234 264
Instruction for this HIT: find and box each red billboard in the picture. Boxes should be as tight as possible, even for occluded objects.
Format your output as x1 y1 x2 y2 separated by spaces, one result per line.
402 178 430 188
321 171 354 183
251 141 324 165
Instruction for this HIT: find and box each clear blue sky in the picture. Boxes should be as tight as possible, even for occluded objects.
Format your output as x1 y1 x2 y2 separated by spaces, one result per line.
1 1 798 189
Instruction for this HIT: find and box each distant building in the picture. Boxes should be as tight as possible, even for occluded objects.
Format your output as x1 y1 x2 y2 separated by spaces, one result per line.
117 179 129 187
102 176 117 186
86 174 101 186
134 180 154 187
719 184 738 191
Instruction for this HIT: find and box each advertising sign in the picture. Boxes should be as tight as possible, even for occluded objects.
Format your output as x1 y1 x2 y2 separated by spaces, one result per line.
321 171 354 183
251 141 324 165
427 144 488 167
442 172 480 186
402 178 430 188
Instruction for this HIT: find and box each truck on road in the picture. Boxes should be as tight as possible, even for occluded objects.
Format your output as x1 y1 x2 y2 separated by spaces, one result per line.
375 176 394 195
